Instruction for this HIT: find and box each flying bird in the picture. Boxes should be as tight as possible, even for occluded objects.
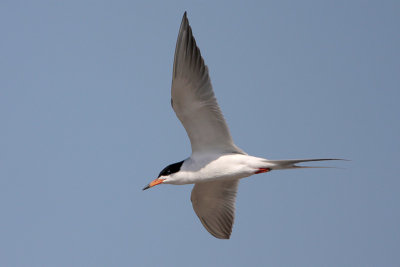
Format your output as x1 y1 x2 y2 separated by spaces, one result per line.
143 12 340 239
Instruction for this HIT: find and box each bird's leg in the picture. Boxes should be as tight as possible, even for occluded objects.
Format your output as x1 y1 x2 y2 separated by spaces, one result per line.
255 168 271 174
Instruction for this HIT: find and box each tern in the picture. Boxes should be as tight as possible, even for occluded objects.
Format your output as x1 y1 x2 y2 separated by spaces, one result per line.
143 12 340 239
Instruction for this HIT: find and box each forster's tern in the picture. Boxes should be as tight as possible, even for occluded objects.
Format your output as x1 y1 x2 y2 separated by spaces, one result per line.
143 12 340 239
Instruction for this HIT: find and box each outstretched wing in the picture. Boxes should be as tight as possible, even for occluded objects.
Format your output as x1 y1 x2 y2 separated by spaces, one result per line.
191 180 239 239
171 12 243 154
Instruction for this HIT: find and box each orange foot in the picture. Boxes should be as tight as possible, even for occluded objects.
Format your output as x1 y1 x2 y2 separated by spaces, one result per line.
255 168 271 174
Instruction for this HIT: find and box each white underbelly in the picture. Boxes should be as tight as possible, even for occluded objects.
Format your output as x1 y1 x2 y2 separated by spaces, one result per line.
171 154 263 185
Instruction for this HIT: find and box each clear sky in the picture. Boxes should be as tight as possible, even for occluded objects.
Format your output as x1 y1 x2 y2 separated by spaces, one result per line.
1 1 399 266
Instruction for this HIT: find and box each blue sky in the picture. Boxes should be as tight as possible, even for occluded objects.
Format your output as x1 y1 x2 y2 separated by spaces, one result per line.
1 1 399 266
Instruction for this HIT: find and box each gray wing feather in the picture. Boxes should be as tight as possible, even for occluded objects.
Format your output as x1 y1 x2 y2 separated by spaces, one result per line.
191 180 239 239
171 12 243 154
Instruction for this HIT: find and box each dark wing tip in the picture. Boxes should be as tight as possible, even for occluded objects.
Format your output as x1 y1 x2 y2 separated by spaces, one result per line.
214 233 231 240
200 217 232 239
181 11 188 26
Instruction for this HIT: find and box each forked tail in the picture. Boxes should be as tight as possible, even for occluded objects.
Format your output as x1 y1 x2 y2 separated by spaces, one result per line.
265 158 345 170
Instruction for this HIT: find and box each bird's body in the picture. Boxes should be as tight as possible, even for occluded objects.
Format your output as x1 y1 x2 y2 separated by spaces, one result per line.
165 153 269 185
143 12 341 239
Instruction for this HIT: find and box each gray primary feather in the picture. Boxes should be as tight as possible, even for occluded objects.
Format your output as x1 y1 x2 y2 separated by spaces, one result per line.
171 12 243 155
191 180 238 239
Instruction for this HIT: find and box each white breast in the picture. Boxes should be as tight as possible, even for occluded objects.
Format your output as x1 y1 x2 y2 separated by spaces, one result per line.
167 153 268 185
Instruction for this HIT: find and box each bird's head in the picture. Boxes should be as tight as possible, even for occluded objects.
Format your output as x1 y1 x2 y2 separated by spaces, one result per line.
142 160 184 190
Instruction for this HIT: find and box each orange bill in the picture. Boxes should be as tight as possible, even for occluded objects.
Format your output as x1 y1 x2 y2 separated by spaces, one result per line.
142 178 165 190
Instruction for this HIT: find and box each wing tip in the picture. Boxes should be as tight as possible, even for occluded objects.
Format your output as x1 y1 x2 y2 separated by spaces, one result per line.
181 11 188 27
215 234 231 240
200 217 232 239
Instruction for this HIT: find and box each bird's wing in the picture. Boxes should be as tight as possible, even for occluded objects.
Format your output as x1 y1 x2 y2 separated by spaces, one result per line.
171 12 243 154
191 180 239 239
